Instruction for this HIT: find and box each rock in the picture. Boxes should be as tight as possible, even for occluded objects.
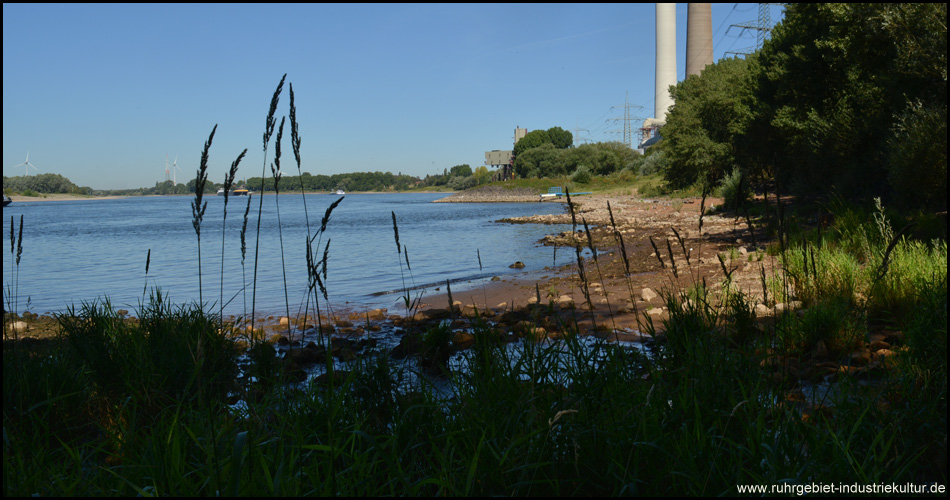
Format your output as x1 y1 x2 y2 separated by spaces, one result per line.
491 276 501 282
117 309 129 316
335 320 354 328
847 349 871 366
869 340 891 352
453 332 475 349
557 295 574 309
755 303 771 318
509 261 526 269
647 307 664 316
279 317 290 327
640 287 658 302
366 308 387 321
7 321 29 333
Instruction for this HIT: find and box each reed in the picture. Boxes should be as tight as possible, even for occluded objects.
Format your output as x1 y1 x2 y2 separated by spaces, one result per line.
250 74 286 332
191 124 217 307
271 117 293 338
219 148 247 322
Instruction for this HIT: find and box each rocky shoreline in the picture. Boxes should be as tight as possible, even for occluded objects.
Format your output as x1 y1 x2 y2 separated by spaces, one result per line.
433 185 544 203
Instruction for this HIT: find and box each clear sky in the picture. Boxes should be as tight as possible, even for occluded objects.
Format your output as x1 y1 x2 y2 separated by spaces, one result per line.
3 3 784 190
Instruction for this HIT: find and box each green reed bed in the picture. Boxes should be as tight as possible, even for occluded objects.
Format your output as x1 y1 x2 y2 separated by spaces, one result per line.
4 79 946 495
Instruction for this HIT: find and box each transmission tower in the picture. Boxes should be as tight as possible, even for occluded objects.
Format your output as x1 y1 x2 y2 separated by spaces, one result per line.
609 92 644 148
725 3 780 57
570 125 590 145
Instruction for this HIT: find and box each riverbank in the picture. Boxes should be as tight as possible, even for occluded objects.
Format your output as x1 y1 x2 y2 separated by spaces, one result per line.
7 193 131 203
433 185 541 203
4 190 773 341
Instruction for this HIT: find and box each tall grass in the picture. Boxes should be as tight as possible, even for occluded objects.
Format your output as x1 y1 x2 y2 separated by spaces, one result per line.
250 74 286 332
4 80 945 496
191 125 216 307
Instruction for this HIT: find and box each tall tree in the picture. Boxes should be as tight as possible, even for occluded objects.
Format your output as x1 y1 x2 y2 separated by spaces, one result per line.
660 56 751 190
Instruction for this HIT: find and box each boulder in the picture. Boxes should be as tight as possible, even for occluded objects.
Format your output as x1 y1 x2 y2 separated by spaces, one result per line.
640 287 658 302
509 261 526 269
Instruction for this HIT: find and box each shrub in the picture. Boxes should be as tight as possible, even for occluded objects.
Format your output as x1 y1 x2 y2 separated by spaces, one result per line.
571 165 592 184
718 167 750 211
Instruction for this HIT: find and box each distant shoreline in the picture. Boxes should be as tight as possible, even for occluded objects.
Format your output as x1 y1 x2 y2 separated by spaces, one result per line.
7 193 131 203
5 191 452 204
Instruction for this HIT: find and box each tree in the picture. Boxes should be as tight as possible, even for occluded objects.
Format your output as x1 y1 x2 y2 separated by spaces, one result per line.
660 56 751 190
473 166 491 185
740 3 947 208
514 143 561 178
513 129 551 158
547 126 574 149
449 164 472 178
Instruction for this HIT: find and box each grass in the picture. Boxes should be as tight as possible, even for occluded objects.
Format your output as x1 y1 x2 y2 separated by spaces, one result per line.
3 82 946 495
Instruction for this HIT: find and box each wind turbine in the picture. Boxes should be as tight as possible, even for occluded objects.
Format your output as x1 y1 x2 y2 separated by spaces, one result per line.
171 155 182 186
12 151 39 176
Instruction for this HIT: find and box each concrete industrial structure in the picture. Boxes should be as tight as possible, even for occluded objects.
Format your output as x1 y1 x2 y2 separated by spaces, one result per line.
686 3 714 77
484 126 527 181
640 3 713 149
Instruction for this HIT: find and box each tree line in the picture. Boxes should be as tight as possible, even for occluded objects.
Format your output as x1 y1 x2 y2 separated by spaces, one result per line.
2 173 93 196
659 3 946 212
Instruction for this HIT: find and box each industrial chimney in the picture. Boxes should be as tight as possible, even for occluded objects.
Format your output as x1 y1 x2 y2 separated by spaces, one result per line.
654 3 677 124
686 3 713 77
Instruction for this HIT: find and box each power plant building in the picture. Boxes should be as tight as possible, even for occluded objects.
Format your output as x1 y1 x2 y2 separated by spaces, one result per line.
641 3 713 149
484 126 526 180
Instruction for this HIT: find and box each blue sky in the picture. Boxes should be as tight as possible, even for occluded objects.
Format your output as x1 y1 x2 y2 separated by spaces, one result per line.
3 3 784 190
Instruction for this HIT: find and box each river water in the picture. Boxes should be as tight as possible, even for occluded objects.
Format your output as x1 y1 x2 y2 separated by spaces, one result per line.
2 193 572 318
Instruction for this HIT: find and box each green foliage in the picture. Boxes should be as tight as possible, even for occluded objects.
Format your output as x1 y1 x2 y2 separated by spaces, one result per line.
447 174 477 191
512 129 551 158
546 126 573 149
514 141 637 179
660 56 751 189
887 99 947 211
449 164 472 178
718 166 751 211
741 3 947 208
570 165 591 184
3 173 88 195
513 142 561 178
512 126 573 159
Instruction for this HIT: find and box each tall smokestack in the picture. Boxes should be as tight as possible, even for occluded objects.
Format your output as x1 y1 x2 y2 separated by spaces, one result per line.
686 3 713 77
655 3 676 124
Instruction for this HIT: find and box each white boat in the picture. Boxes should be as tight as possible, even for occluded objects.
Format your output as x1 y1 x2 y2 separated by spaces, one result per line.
217 188 226 196
335 189 345 195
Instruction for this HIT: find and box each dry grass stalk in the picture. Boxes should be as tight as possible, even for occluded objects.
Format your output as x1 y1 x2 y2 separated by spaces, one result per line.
666 238 679 279
671 226 690 266
251 75 286 330
649 236 665 269
192 125 217 306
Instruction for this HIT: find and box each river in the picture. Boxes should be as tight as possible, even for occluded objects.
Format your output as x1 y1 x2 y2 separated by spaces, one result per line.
2 193 572 318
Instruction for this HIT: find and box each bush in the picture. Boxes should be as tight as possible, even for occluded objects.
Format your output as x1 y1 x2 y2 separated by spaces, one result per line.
447 175 477 191
718 167 750 211
638 150 667 176
571 165 592 184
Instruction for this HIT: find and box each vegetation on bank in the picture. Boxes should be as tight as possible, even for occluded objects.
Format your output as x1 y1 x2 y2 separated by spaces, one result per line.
4 3 948 492
5 189 947 494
